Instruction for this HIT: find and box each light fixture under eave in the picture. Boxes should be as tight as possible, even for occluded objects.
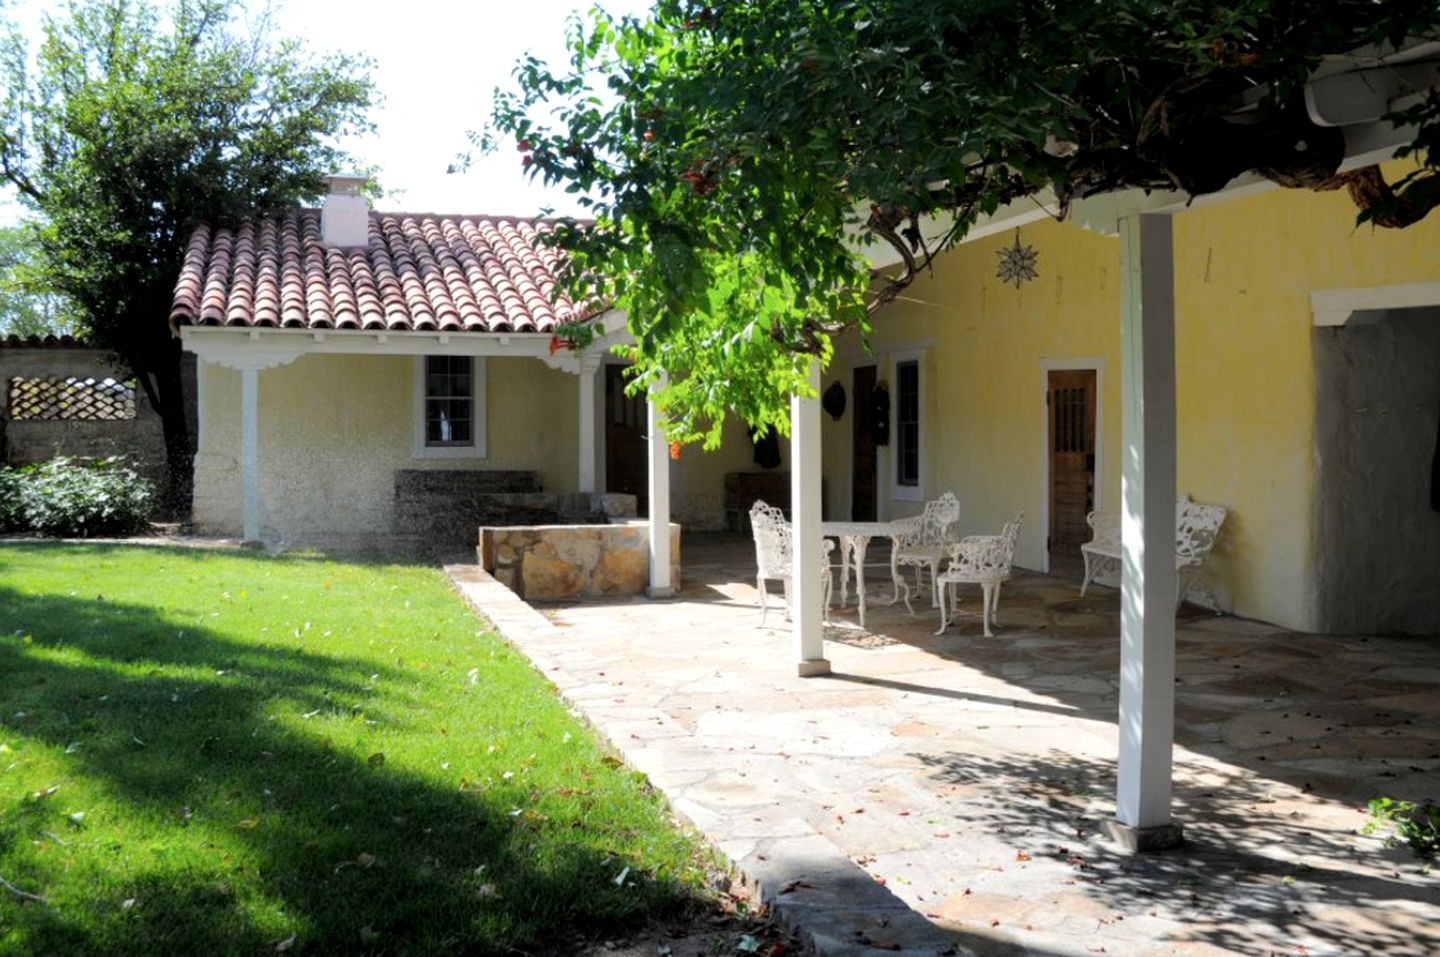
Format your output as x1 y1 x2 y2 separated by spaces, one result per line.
996 228 1039 288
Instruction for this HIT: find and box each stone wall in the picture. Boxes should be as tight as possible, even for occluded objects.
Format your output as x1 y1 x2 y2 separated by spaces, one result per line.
1 339 194 491
480 520 681 601
1312 309 1440 635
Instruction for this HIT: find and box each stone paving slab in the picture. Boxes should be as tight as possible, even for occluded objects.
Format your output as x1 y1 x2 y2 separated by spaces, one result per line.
448 534 1440 957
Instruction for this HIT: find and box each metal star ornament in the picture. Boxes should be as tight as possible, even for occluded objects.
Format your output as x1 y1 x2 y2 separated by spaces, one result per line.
996 228 1039 287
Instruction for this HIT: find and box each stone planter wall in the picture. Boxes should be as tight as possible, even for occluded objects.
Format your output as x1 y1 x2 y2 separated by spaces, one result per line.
479 519 681 601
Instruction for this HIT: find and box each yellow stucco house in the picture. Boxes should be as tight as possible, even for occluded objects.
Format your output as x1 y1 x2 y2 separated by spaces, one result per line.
171 169 1439 635
822 169 1440 637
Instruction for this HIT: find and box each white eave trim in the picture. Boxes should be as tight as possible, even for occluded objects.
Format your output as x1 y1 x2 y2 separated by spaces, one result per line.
1311 281 1440 327
178 310 632 372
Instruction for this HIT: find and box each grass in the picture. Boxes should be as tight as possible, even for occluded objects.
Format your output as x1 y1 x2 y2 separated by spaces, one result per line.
0 543 715 955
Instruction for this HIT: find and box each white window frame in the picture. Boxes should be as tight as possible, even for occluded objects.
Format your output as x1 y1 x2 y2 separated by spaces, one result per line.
891 350 925 502
413 355 487 459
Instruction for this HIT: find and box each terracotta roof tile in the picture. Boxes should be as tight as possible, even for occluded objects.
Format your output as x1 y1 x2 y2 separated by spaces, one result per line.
169 209 596 335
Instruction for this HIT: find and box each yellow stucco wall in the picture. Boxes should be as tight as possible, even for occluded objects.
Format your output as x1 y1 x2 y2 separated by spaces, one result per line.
829 169 1440 632
193 354 579 544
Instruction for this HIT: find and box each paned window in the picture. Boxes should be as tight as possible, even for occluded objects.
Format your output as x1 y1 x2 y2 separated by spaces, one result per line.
424 356 473 446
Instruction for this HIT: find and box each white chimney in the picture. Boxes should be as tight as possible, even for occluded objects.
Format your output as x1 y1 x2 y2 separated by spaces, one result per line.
320 173 369 246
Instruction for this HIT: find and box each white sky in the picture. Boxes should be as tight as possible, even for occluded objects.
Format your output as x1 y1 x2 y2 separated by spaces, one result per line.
0 0 653 222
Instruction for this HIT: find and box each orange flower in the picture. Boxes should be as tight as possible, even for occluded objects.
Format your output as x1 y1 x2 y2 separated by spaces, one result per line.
668 440 682 461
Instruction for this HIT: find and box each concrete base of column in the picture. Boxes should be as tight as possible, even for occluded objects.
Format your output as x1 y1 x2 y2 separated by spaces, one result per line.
1106 819 1184 853
646 585 677 600
796 658 832 678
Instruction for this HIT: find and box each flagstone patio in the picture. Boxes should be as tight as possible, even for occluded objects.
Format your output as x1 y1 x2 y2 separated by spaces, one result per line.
448 533 1440 957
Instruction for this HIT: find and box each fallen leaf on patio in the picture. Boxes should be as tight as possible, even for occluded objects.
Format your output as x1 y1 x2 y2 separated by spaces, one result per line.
933 832 950 839
897 810 910 816
1015 851 1032 862
990 919 1000 927
275 932 296 952
367 752 385 768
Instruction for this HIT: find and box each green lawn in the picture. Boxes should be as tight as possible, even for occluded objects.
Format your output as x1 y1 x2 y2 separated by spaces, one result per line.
0 543 712 955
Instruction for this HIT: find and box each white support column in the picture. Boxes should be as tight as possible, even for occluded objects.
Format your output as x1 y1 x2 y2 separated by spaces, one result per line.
791 359 829 676
646 376 674 598
578 365 598 494
1110 211 1182 852
240 366 260 542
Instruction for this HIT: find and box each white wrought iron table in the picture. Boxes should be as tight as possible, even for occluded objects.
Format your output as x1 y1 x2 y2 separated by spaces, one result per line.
821 520 904 629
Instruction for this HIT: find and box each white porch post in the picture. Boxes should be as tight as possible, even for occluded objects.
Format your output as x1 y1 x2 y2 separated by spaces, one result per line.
578 364 598 494
1110 211 1182 852
791 359 829 676
240 366 260 542
646 375 674 598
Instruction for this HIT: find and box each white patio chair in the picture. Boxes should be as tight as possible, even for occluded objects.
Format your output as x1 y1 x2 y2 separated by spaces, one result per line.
935 513 1023 637
889 491 961 614
750 500 833 628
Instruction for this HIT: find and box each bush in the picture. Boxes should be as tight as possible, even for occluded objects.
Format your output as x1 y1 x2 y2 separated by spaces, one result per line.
1364 796 1440 860
7 456 155 537
0 467 23 531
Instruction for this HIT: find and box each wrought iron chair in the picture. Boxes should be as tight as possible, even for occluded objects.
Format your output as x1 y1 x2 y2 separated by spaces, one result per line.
889 491 961 614
935 513 1024 637
750 500 833 628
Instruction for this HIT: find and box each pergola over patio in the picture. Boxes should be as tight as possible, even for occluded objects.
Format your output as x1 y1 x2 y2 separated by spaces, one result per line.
710 38 1440 853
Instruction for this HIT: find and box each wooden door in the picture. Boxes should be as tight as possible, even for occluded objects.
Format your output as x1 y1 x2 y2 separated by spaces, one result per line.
852 365 878 520
1048 369 1097 575
605 364 649 517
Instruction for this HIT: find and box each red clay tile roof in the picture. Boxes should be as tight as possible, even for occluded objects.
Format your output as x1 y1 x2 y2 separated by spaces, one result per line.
169 210 595 334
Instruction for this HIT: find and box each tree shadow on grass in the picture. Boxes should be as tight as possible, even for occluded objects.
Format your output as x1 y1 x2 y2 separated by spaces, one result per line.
0 563 706 956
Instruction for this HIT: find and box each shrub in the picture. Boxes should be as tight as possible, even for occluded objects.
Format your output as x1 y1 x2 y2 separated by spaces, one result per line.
13 456 155 537
1364 796 1440 860
0 467 23 531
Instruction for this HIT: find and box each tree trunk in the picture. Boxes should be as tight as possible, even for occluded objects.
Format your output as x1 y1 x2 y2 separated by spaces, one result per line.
132 340 194 520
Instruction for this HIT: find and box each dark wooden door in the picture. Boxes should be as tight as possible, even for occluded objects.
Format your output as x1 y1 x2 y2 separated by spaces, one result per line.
852 365 878 520
1048 369 1097 575
605 364 649 517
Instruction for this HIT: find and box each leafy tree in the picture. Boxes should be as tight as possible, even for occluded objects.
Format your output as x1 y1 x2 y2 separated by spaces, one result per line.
0 0 375 512
490 1 1440 447
0 223 79 337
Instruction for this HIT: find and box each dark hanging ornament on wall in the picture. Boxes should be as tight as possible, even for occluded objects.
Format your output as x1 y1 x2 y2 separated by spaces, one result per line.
996 227 1039 287
822 381 847 420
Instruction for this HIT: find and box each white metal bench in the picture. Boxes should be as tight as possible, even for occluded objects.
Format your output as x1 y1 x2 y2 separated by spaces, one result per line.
1079 497 1227 610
